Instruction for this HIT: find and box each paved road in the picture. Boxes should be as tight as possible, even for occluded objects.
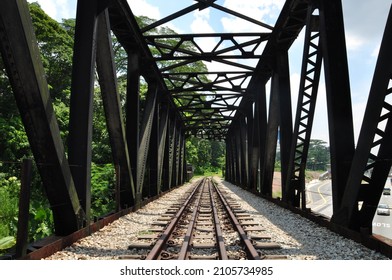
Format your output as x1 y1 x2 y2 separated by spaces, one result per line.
373 181 392 239
306 179 392 240
306 179 333 217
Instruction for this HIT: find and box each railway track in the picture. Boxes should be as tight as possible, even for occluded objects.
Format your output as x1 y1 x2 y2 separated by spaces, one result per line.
125 178 287 260
39 177 390 260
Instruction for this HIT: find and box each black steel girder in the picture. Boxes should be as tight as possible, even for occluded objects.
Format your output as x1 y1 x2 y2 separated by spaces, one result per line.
0 0 84 235
332 6 392 232
284 5 323 207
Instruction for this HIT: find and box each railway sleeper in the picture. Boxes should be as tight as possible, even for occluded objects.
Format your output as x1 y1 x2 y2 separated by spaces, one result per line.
252 241 281 249
152 221 169 226
157 216 173 221
237 216 254 221
197 222 213 226
137 234 160 239
249 233 272 240
240 221 260 226
195 226 214 232
192 242 216 249
127 243 154 250
193 234 215 239
260 254 289 260
146 227 165 232
198 217 212 221
188 254 219 260
244 226 265 232
118 254 147 260
235 213 251 217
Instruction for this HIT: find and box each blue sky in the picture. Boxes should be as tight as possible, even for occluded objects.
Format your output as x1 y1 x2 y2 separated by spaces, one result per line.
28 0 392 144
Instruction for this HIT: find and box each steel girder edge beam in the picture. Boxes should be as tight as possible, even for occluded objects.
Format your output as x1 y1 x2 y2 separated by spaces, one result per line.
0 0 84 234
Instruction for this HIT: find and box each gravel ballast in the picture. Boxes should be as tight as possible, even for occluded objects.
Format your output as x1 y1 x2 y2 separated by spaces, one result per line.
44 177 390 260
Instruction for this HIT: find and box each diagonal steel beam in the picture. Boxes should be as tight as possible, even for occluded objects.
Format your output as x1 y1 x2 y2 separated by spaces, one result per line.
68 0 103 226
157 103 169 192
332 5 392 231
319 0 355 214
136 83 158 203
96 9 135 208
0 0 84 235
207 2 273 30
141 1 216 33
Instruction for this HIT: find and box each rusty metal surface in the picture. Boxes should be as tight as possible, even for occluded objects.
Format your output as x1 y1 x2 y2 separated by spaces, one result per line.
145 179 203 260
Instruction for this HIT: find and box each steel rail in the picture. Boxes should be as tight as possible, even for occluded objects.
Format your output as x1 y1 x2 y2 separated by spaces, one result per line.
208 179 229 260
145 178 204 260
177 179 206 259
211 179 261 260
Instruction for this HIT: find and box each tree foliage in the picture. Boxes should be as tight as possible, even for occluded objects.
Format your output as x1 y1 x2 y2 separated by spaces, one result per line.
307 139 330 170
186 137 225 175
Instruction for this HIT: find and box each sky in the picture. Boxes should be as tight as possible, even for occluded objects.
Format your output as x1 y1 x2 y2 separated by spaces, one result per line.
27 0 392 144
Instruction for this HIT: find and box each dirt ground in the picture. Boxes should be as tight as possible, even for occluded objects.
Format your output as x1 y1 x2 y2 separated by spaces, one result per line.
272 171 322 194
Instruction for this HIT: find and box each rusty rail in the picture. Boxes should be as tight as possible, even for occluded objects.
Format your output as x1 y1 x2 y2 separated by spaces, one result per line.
211 179 261 260
145 178 204 260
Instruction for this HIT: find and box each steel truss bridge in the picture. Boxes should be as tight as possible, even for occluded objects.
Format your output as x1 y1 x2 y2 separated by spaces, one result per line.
0 0 392 256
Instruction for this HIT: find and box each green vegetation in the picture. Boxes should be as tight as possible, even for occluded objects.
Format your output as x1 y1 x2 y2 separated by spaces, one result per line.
186 138 225 176
275 139 330 172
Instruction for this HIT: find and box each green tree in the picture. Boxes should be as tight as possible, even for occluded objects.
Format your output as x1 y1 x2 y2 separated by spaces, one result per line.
29 2 74 102
307 139 330 170
185 137 225 175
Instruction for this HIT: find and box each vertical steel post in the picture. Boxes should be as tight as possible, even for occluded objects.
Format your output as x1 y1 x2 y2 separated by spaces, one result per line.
239 117 249 187
179 127 185 185
319 0 355 213
126 51 140 203
149 101 159 197
261 76 279 196
261 51 292 196
68 0 101 225
157 103 169 192
172 123 180 186
225 137 232 182
163 114 175 190
285 7 323 207
255 82 268 194
115 164 121 212
137 83 158 203
15 159 32 258
277 51 293 200
234 122 242 186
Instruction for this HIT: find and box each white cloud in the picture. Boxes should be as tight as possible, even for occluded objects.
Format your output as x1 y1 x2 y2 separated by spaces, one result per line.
371 44 381 58
55 0 73 20
191 9 215 34
190 9 217 54
221 0 284 33
352 101 368 143
345 33 365 51
28 0 76 21
127 0 160 19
